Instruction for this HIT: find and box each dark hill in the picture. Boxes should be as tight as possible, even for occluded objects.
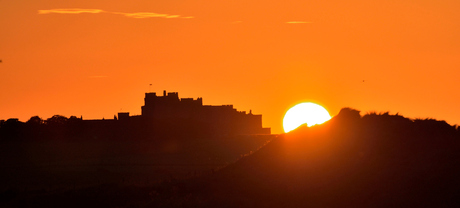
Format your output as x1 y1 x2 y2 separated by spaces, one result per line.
182 108 460 207
5 108 460 207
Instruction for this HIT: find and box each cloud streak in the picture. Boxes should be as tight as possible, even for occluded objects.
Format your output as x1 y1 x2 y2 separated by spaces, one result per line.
38 9 104 14
38 8 193 19
286 21 313 24
113 12 192 19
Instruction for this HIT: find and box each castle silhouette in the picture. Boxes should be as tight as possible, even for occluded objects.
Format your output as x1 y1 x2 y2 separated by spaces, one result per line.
0 91 270 141
86 91 270 138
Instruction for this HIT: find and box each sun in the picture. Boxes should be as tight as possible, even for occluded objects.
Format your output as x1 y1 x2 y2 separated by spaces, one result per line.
283 102 332 133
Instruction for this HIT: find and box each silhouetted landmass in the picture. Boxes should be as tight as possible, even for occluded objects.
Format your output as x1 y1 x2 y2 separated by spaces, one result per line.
3 108 460 207
0 135 274 192
0 91 273 207
186 108 460 207
0 91 270 142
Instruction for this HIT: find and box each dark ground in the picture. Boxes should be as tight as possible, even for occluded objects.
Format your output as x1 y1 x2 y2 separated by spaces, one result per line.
0 135 273 207
2 109 460 207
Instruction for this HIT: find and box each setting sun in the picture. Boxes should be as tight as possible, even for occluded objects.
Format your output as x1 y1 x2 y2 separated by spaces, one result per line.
283 102 332 133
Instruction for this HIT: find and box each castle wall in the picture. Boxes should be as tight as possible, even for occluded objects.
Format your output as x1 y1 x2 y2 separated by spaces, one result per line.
138 91 270 136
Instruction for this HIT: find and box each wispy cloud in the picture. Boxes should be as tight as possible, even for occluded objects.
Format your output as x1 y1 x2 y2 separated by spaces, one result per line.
38 9 104 14
113 12 185 19
286 21 313 24
38 8 192 19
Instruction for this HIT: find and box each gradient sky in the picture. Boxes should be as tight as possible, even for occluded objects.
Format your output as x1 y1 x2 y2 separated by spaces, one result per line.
1 0 459 133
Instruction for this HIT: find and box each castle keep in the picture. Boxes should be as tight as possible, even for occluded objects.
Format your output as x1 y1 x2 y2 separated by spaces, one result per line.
118 91 270 136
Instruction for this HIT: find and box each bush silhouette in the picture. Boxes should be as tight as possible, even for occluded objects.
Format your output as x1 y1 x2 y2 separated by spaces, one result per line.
166 108 460 208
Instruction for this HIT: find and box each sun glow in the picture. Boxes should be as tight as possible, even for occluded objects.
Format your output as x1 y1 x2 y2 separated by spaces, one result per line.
283 102 332 133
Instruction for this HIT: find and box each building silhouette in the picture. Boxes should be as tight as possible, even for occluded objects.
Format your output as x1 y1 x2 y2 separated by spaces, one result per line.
134 90 270 135
0 91 271 141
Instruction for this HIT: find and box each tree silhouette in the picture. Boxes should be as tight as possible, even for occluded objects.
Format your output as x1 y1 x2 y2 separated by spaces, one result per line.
0 118 24 140
45 115 68 126
26 116 44 125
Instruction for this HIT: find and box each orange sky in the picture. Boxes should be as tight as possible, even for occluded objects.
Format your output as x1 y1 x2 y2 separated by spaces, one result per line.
1 0 459 133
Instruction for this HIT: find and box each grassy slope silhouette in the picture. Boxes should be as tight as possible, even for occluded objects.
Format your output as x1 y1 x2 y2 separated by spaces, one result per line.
4 108 460 207
168 108 460 207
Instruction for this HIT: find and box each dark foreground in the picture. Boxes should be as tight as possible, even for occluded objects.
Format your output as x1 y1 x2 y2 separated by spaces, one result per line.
0 135 273 207
3 109 460 207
